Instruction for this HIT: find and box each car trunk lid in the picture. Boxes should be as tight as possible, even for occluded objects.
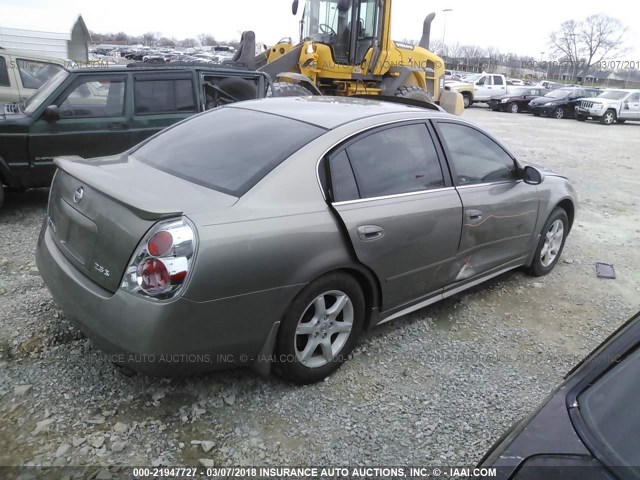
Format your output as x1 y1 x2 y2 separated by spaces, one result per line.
48 155 237 292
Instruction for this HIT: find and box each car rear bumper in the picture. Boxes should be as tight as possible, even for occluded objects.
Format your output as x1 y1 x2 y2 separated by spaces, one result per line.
35 222 295 376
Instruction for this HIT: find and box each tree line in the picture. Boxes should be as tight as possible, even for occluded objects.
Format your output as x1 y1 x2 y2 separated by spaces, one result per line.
408 13 629 78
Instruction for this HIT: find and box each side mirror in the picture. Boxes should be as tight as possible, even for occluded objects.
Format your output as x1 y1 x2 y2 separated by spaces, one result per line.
523 166 544 185
292 0 298 15
43 105 60 122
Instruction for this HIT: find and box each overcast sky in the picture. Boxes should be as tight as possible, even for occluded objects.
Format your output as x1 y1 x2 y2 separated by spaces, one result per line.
2 0 639 60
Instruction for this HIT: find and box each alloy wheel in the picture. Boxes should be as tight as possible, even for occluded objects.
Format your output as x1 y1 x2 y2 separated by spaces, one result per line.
604 112 615 125
510 103 519 113
294 290 354 368
540 219 564 267
554 107 564 119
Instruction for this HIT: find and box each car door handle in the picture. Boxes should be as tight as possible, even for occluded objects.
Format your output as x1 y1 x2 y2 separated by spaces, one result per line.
357 225 385 241
466 210 483 221
108 122 127 130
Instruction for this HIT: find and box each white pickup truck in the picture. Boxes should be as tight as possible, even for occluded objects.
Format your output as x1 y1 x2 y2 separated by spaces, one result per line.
445 73 509 107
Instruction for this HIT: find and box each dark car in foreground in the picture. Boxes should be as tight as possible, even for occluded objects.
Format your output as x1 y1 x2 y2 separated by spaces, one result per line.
528 87 600 119
478 310 640 480
0 65 268 209
36 97 577 384
489 87 550 113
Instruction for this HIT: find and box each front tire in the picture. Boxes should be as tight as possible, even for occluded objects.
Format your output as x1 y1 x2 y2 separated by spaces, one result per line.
275 273 365 384
576 114 587 121
528 208 569 277
509 102 519 113
600 109 616 125
462 93 473 108
0 183 4 210
553 107 564 119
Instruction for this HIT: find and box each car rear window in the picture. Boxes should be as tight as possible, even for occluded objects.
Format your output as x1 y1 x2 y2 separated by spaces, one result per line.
133 107 325 196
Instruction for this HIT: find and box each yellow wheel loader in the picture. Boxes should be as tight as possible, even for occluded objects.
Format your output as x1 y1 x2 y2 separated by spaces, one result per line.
251 0 463 115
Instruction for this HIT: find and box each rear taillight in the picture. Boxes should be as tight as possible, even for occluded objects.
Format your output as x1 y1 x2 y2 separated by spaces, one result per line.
121 217 197 300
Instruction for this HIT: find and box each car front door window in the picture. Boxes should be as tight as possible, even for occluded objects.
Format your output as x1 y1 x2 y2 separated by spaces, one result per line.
437 123 517 185
57 77 125 118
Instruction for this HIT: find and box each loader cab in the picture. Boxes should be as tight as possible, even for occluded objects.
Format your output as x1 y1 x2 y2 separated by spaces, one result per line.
297 0 382 65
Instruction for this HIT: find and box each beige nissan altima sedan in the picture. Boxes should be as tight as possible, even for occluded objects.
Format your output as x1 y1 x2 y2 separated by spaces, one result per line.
36 96 577 384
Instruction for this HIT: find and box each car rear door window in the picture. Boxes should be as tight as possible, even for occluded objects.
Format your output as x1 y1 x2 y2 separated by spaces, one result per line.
329 150 360 202
133 107 325 197
438 122 516 186
0 56 10 86
57 76 126 118
134 78 196 114
345 123 445 199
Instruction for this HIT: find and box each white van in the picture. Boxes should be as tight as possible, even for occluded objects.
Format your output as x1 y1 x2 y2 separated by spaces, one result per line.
0 48 66 103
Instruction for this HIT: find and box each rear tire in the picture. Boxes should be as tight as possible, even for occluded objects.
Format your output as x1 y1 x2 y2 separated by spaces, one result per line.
600 109 616 125
0 183 4 210
528 208 569 277
576 114 587 121
275 272 364 384
616 119 626 124
267 82 313 97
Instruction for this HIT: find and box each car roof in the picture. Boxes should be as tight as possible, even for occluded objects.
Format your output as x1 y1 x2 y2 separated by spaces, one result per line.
227 96 451 129
65 65 253 74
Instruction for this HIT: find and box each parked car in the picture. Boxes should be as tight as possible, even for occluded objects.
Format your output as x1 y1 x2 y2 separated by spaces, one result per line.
36 96 577 384
478 310 640 480
506 78 525 86
575 89 640 125
489 87 550 113
0 48 65 103
528 87 600 119
446 73 509 107
0 65 269 208
537 80 564 90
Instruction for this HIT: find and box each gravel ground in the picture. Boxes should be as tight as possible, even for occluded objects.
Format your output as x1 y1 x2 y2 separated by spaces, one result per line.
1 106 639 471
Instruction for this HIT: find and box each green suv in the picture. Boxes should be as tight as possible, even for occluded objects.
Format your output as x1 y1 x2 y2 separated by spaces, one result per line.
0 65 269 208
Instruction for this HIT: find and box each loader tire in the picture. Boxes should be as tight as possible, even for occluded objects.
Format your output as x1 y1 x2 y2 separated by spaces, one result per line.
268 82 313 97
216 77 259 102
395 85 434 103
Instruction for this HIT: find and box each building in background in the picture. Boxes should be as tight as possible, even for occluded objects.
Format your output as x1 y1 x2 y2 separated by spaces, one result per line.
0 15 90 62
